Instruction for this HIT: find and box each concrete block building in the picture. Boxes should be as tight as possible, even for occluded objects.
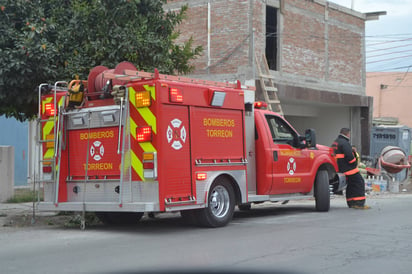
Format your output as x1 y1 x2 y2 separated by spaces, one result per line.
165 0 384 156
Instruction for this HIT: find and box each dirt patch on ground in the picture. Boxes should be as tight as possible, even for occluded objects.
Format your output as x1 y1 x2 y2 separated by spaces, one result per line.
0 204 99 230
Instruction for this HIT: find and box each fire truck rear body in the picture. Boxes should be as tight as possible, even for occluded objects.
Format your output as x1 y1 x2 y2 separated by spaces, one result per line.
37 63 345 227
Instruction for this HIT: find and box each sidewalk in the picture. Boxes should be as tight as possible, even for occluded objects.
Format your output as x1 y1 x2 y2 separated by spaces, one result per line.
0 202 60 228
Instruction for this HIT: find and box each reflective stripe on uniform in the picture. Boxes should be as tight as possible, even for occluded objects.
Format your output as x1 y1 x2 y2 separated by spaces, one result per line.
344 168 359 176
335 154 345 159
347 196 366 201
349 158 357 164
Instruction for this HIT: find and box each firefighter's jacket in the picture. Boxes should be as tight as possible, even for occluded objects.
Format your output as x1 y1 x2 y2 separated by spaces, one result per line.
332 134 359 176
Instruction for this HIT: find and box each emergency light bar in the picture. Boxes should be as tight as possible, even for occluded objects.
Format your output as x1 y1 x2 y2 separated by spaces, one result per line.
254 101 268 109
44 103 56 116
136 126 152 142
169 88 183 103
135 90 151 107
210 91 226 107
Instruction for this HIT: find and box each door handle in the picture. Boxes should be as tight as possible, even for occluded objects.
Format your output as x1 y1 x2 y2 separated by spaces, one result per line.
273 151 278 161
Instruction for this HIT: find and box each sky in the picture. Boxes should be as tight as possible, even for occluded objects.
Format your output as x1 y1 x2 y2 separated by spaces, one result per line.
329 0 412 72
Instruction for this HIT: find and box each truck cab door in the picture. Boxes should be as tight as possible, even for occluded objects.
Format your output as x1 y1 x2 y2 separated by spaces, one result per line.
265 115 314 194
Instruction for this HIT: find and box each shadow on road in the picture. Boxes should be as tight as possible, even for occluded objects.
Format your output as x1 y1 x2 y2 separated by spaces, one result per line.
63 202 328 233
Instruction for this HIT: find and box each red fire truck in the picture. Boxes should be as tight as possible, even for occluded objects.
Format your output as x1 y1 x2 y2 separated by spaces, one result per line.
36 62 345 227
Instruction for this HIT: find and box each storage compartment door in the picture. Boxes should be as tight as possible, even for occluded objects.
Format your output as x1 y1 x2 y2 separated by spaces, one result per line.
159 105 193 207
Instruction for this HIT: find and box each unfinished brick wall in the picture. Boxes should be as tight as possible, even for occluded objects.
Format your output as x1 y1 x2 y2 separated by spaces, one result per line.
168 0 251 74
167 0 365 86
281 0 364 85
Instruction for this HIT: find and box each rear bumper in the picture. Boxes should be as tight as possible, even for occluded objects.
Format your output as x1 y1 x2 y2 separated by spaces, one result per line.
37 201 160 212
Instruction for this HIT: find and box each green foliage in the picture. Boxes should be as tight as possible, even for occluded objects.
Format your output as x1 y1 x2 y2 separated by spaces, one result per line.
6 188 43 203
0 0 202 121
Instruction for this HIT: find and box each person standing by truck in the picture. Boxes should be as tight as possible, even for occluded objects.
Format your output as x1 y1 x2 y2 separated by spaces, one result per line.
332 128 370 209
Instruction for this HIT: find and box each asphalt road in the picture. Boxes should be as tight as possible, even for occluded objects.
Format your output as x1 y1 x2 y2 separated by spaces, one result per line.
1 193 412 274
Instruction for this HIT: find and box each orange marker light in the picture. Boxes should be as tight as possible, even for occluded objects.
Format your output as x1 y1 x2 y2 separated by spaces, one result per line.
196 173 207 181
135 90 151 107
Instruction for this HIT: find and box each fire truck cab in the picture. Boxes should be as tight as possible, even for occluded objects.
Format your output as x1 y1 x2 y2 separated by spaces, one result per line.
36 62 345 228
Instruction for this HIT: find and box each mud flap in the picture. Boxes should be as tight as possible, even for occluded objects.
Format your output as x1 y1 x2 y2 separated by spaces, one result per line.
331 173 347 194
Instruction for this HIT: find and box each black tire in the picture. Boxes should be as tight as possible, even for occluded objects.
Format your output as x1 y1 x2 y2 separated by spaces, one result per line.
238 203 252 211
315 170 330 212
180 210 198 225
195 177 235 227
96 212 143 225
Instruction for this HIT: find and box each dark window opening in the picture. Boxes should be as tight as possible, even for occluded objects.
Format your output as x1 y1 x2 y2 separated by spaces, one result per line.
266 6 278 71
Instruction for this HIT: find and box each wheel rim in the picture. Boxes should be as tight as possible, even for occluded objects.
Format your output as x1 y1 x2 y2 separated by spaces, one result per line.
209 185 230 218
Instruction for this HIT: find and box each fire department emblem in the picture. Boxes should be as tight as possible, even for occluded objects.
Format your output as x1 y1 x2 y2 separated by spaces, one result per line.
287 157 296 175
90 140 104 161
166 118 186 150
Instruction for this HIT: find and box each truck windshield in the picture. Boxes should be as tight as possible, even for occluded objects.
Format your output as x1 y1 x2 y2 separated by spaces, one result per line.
265 115 295 144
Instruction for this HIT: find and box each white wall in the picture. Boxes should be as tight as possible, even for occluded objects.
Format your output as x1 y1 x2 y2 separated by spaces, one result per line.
0 146 14 202
284 104 351 146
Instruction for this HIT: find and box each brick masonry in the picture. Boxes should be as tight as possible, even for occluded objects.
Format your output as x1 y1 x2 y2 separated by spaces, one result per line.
166 0 366 92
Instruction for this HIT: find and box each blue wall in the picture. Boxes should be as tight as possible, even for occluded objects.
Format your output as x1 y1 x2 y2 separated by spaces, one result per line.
0 116 28 186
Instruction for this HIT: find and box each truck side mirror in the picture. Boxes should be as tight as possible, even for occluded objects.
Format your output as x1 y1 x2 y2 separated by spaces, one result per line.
305 128 316 148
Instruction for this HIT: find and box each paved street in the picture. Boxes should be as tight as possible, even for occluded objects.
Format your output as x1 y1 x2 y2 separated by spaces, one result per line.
1 193 412 274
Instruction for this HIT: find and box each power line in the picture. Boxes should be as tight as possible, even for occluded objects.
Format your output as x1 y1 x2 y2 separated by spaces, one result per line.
367 43 412 53
368 49 412 59
366 65 412 72
367 54 412 64
366 37 412 47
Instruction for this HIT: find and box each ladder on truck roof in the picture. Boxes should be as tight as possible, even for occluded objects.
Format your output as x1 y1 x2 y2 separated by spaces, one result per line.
102 69 256 91
255 53 283 116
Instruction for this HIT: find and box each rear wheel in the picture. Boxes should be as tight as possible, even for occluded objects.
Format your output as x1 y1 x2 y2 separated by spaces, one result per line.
315 170 330 212
96 212 143 225
238 204 252 211
180 210 198 225
195 177 235 227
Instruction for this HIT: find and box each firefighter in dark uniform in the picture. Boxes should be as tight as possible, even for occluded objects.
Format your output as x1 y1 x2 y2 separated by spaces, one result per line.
332 128 370 209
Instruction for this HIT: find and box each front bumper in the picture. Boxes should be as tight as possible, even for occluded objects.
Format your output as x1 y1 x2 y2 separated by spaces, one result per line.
331 173 347 194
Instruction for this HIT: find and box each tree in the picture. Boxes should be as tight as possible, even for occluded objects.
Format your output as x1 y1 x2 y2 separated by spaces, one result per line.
0 0 202 121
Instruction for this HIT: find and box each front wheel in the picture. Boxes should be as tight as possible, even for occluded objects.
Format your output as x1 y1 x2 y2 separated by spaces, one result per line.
195 177 235 227
315 170 330 212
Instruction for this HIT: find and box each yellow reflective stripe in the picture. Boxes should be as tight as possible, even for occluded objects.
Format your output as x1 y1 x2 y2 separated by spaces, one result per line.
58 96 64 107
130 118 137 139
43 118 54 140
143 84 156 100
44 148 54 159
128 84 157 181
129 85 156 134
139 142 156 152
137 108 156 134
131 150 144 181
42 96 64 140
42 97 53 114
129 86 136 106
